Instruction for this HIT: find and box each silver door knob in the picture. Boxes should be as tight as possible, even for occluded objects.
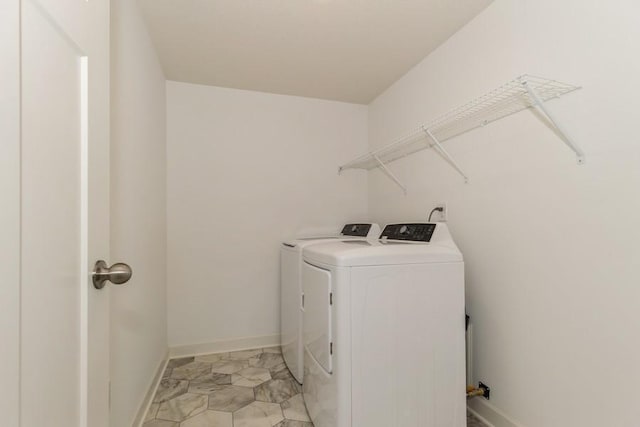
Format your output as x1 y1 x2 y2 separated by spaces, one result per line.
92 260 132 289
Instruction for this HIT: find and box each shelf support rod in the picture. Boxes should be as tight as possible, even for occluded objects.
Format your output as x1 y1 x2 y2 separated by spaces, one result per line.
372 154 407 195
521 80 585 165
422 127 469 183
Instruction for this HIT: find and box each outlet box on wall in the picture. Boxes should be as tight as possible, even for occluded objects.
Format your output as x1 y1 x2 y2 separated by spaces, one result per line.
429 203 447 222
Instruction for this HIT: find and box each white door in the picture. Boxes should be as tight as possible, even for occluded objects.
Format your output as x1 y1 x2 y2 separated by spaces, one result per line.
19 0 111 426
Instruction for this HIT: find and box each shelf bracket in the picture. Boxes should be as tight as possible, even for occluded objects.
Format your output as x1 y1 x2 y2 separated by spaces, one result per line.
422 127 469 183
372 154 407 195
520 79 585 165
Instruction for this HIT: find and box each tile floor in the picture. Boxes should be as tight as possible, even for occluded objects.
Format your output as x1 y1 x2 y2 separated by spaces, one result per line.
143 346 488 427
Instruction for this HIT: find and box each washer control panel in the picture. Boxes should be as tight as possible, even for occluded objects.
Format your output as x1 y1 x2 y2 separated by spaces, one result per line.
340 223 372 237
379 223 436 242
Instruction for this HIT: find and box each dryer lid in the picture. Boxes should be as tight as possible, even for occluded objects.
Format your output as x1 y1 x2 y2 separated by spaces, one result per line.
282 223 380 249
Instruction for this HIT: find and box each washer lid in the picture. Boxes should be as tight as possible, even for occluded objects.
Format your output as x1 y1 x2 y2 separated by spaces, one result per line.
303 241 461 266
303 223 463 267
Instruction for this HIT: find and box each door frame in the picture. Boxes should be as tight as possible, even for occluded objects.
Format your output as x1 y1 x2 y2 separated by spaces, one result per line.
0 0 21 425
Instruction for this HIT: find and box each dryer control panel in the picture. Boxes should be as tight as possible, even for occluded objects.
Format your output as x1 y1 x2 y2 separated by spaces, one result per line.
340 223 372 237
379 223 436 242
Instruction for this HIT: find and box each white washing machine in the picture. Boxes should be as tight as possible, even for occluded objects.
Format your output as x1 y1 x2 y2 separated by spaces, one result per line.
280 223 380 384
302 223 466 427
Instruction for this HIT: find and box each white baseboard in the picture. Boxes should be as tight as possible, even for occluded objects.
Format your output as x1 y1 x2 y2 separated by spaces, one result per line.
169 334 281 358
132 350 169 427
468 397 526 427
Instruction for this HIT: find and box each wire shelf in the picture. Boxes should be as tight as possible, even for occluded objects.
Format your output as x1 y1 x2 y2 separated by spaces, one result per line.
339 75 581 172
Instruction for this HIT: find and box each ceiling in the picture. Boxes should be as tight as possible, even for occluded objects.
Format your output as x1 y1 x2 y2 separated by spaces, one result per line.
138 0 492 104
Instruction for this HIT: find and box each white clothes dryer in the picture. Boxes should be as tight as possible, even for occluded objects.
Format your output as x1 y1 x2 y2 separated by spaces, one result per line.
302 223 466 427
280 223 380 384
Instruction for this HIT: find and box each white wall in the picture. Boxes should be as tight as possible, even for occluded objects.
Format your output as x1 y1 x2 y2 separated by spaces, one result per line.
0 1 20 425
167 81 368 348
367 1 640 426
110 0 167 425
